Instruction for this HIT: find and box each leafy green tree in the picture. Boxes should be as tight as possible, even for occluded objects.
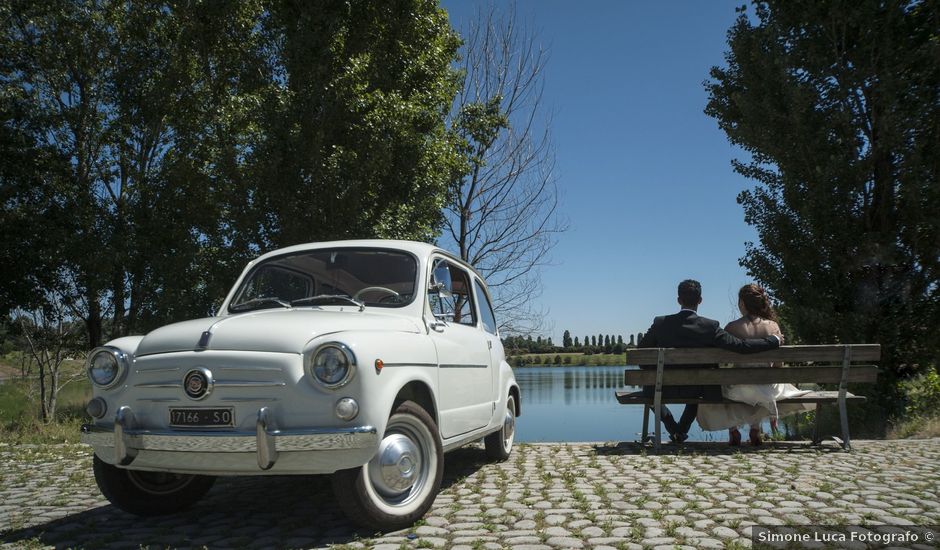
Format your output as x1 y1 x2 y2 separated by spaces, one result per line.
706 0 939 412
249 1 461 248
562 329 572 348
1 0 463 349
0 0 264 346
573 336 580 348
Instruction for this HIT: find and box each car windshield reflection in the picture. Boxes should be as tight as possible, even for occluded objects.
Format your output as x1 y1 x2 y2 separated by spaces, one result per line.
229 248 417 312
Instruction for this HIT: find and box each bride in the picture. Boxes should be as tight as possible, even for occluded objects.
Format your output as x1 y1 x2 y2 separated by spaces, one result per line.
697 284 814 445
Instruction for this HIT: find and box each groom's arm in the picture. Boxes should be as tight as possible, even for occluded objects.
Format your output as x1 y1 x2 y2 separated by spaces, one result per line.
711 322 782 353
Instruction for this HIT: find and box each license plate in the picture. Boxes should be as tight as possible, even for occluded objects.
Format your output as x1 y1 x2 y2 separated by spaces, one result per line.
169 407 235 428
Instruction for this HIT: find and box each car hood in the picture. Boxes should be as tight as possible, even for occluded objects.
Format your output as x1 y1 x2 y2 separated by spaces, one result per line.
134 308 423 356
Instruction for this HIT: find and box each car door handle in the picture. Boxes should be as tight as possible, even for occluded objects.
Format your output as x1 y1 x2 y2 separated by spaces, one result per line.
487 341 492 349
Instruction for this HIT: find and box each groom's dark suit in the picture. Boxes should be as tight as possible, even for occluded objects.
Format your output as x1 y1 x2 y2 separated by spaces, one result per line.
638 309 780 437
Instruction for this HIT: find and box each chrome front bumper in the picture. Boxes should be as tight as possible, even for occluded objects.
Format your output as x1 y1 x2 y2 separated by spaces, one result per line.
81 406 377 471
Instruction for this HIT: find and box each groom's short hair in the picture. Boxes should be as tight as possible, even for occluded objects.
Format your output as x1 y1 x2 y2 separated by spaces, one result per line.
678 279 702 308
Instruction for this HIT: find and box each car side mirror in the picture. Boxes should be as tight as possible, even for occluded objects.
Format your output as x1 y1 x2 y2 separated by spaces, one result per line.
430 264 453 299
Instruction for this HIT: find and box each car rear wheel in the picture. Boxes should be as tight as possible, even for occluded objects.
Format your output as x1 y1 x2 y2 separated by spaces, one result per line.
92 455 215 516
332 400 443 530
484 393 516 461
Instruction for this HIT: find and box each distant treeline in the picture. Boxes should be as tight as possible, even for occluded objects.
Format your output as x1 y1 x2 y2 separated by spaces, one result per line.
502 330 643 356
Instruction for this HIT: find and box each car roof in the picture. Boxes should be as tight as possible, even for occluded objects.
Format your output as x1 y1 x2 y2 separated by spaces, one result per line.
251 240 485 281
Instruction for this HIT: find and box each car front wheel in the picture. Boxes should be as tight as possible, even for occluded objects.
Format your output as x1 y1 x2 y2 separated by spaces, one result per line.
484 392 516 461
332 400 443 531
92 455 215 516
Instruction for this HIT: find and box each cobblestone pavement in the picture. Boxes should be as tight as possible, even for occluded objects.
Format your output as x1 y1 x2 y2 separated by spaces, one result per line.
1 439 938 549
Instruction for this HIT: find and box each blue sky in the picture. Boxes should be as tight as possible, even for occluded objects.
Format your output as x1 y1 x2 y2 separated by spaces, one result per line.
442 0 762 343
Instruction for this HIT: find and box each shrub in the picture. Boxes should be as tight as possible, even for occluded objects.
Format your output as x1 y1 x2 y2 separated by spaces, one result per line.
901 368 940 418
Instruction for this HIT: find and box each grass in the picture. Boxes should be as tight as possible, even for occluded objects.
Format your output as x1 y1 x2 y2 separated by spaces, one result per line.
0 356 91 444
887 415 940 439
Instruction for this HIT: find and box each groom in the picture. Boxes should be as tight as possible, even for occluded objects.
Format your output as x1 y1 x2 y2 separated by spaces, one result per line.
638 279 782 442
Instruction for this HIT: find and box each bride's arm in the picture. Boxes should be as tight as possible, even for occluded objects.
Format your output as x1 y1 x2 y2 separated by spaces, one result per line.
768 321 783 367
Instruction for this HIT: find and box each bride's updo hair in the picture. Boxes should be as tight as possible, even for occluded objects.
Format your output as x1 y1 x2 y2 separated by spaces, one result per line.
739 284 778 322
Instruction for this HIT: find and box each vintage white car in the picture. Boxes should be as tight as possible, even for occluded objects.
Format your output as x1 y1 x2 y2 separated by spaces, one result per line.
81 240 520 529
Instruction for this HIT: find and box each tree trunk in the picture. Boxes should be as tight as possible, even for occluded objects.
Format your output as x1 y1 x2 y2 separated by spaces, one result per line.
47 368 59 422
86 293 102 349
37 359 48 423
112 272 125 337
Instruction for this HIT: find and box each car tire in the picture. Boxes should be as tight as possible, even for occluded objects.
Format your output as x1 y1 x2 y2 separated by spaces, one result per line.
484 392 516 461
332 400 443 531
92 455 215 516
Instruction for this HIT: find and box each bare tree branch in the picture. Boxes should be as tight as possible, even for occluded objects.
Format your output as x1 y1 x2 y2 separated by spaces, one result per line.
443 3 567 336
13 292 84 423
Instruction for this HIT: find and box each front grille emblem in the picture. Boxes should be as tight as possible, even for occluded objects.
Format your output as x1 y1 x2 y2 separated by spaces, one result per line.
183 368 213 400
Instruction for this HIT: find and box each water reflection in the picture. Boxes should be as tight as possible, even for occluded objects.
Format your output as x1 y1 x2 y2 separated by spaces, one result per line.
513 365 716 443
519 366 628 406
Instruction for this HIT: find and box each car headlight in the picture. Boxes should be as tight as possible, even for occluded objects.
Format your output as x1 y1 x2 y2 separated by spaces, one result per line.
307 343 356 389
87 347 128 389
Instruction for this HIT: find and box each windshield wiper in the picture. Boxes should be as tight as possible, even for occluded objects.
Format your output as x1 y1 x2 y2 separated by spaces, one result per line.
229 297 291 312
291 295 364 311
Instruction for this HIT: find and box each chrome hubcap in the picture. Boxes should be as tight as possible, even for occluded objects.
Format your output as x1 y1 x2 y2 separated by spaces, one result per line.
369 433 421 497
504 399 516 448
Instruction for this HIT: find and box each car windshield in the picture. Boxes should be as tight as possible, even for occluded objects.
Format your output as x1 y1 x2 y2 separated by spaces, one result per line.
229 248 417 312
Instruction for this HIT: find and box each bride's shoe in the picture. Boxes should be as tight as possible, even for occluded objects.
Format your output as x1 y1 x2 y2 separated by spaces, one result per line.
749 427 763 446
729 428 742 446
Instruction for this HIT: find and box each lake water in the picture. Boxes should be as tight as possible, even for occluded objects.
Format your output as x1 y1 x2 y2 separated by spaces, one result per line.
513 365 726 443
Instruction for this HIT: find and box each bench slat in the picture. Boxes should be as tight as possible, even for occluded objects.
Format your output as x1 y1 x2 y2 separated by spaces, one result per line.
614 389 864 405
624 344 880 365
622 365 879 386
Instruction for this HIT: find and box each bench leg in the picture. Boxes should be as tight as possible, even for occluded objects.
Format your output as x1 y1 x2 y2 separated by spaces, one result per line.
653 350 664 450
642 404 650 442
837 346 853 451
839 394 851 451
653 406 661 450
811 402 823 445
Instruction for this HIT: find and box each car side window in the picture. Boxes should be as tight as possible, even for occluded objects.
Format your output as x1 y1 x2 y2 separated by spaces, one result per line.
474 279 498 335
428 259 477 326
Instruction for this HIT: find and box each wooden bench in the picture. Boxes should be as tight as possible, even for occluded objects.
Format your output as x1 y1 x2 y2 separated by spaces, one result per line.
616 344 881 450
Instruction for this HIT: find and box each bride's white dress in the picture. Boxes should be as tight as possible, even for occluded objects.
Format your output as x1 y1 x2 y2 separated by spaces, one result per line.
697 315 815 431
697 361 814 430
